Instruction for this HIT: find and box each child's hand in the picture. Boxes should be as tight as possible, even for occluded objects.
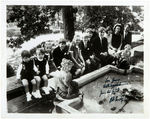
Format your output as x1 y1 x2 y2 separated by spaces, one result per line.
115 52 120 58
16 78 21 84
81 62 86 67
113 48 117 52
77 64 82 69
100 52 108 56
90 55 94 59
86 59 91 64
36 70 40 75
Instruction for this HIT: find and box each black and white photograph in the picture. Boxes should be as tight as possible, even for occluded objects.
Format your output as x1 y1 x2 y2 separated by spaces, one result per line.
1 0 149 118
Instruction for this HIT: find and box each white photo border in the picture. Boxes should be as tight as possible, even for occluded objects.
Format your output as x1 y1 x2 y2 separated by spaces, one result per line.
1 0 150 119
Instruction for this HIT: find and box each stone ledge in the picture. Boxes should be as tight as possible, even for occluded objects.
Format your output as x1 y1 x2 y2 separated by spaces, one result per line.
56 65 143 113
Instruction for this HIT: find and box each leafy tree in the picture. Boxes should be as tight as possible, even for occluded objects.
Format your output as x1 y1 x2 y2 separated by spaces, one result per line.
76 6 143 31
7 5 143 46
7 6 61 41
7 5 77 43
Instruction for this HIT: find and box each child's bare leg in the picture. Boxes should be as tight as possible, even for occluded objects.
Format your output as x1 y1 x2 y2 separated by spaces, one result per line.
42 75 48 87
31 79 36 92
34 76 41 90
34 76 42 98
81 67 85 75
42 75 50 94
22 79 29 93
22 79 32 101
31 79 38 98
75 69 81 76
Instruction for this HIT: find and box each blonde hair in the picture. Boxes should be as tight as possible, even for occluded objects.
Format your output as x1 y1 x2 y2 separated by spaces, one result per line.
124 44 131 50
61 58 74 72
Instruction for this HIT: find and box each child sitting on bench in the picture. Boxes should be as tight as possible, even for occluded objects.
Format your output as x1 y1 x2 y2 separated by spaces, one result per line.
33 48 51 95
16 50 41 101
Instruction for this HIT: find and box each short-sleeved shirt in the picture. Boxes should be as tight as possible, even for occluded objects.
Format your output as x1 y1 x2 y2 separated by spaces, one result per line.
57 71 72 93
21 60 35 81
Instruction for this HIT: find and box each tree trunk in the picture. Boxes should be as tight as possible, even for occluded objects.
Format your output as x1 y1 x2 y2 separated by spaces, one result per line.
62 6 75 42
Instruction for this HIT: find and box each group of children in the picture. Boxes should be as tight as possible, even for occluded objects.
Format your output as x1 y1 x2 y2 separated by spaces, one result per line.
16 41 82 102
16 48 52 101
16 35 132 102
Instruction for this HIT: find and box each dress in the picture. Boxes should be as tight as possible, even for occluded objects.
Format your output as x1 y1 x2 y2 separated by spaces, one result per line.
78 40 91 61
69 44 83 75
69 44 81 64
111 33 122 49
34 57 47 77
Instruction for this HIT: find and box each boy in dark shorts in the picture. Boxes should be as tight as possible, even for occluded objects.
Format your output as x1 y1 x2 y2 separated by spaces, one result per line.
34 48 50 95
16 50 41 101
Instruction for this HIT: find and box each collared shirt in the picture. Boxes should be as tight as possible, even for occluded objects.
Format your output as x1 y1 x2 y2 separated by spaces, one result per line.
99 36 103 46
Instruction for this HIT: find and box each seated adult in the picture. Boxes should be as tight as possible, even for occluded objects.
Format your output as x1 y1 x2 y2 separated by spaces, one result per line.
69 35 85 77
104 26 113 46
88 27 114 67
53 39 69 69
121 23 132 50
109 23 123 55
97 27 115 66
78 33 91 61
79 33 97 73
86 28 101 69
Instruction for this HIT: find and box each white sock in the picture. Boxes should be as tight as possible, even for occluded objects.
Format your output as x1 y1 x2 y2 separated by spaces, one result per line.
26 92 30 95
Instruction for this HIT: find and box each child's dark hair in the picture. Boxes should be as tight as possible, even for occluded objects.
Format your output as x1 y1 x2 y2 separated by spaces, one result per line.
59 39 66 44
21 50 31 58
36 48 45 55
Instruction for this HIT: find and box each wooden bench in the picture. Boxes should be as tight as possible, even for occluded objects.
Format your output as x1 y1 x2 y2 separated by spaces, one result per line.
7 93 55 113
7 76 24 100
7 76 56 113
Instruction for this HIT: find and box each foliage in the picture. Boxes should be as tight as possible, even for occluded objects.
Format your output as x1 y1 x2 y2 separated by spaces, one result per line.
7 5 144 46
75 6 143 31
7 6 61 41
